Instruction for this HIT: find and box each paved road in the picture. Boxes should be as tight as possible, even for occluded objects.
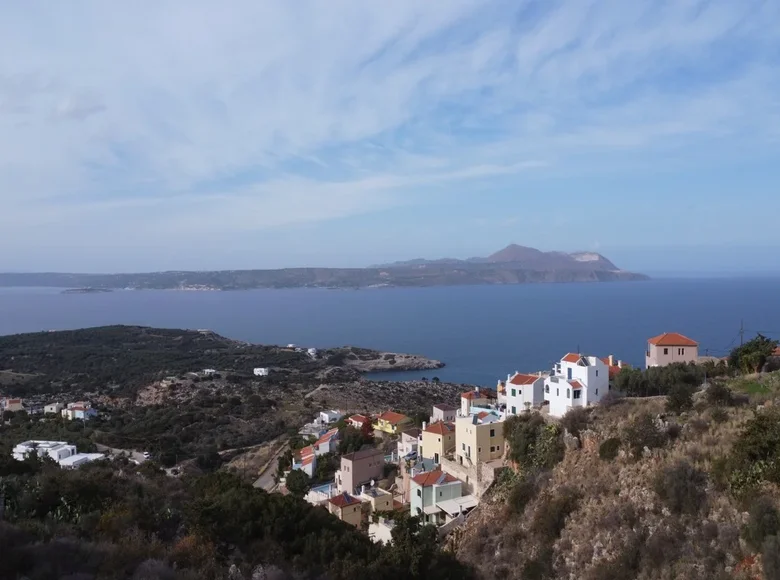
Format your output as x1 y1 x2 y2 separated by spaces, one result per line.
253 441 289 491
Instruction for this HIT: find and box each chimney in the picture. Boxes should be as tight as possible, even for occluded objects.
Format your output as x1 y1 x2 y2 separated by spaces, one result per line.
361 485 365 495
618 360 623 368
608 354 615 366
475 387 480 393
538 371 542 377
422 421 427 431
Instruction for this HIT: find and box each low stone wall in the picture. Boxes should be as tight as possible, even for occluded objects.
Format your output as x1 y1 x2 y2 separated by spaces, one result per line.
440 457 504 498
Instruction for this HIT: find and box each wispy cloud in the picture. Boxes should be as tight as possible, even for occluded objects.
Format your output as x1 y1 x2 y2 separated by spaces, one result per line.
0 0 778 269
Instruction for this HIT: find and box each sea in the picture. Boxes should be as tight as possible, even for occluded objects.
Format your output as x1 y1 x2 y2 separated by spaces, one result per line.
1 278 779 386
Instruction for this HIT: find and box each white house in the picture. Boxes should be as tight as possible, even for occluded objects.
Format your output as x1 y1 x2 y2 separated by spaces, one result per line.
44 402 63 415
253 367 270 376
307 348 318 358
544 353 610 418
319 410 343 424
61 402 98 421
2 398 24 413
504 372 546 415
12 440 104 468
292 445 317 478
314 428 340 455
202 369 217 376
430 404 458 424
397 428 422 459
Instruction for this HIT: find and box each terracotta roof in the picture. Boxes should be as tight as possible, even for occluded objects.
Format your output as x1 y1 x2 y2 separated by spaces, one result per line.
461 389 497 400
300 455 315 466
424 421 455 435
297 445 315 460
562 353 582 363
433 403 458 411
315 428 339 446
648 332 698 347
377 411 409 425
476 411 491 420
508 373 541 386
348 414 369 424
412 469 458 487
329 493 361 508
341 447 384 462
6 398 22 404
569 380 583 390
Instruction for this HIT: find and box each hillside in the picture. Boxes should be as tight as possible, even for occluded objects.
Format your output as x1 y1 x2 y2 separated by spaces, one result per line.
452 373 780 580
0 245 647 290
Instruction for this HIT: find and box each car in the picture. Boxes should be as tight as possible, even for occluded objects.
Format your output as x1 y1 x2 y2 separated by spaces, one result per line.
142 451 150 459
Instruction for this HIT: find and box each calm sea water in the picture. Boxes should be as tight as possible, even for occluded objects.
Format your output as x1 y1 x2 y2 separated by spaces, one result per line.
1 279 779 386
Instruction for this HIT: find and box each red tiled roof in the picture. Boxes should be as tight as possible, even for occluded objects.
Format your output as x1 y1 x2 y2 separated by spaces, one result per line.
6 398 21 404
562 353 582 363
648 332 698 347
461 389 497 400
424 422 455 435
412 469 458 487
348 414 369 424
329 493 361 508
316 428 339 446
377 410 409 425
508 373 541 386
300 455 315 466
297 445 315 460
569 380 583 390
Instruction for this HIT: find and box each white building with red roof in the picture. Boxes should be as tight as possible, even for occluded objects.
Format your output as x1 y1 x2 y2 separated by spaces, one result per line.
313 427 340 456
504 372 546 415
292 445 317 478
645 332 699 368
545 353 610 418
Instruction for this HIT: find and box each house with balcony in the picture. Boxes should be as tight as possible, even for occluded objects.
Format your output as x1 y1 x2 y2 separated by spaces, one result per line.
504 372 546 415
328 493 364 527
336 447 385 494
421 421 456 464
455 410 504 466
545 353 609 418
410 469 475 526
347 414 370 430
430 403 458 424
645 333 699 368
374 411 412 435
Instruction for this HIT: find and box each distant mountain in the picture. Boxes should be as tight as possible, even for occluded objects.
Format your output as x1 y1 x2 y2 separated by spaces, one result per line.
0 245 647 290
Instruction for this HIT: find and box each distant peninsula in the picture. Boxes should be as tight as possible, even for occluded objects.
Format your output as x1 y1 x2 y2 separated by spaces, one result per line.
61 287 113 295
0 244 648 290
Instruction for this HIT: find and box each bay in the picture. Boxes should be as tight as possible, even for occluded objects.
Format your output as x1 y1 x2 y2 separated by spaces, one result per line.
1 279 779 386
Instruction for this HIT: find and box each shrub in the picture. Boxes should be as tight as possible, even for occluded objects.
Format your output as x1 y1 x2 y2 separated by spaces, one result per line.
599 437 621 461
504 414 564 470
508 474 541 515
560 408 589 438
706 382 734 407
666 383 695 414
623 414 666 458
744 496 780 551
654 460 708 515
710 407 729 424
531 487 580 544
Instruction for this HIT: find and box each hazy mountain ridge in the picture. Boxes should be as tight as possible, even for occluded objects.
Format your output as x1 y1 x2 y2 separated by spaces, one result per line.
0 245 647 290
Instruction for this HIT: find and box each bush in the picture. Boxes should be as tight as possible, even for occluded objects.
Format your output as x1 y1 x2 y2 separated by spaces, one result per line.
744 496 780 551
654 460 708 515
560 408 589 438
504 414 564 470
710 407 729 424
599 437 621 461
706 382 734 407
531 487 580 544
508 475 540 515
623 414 666 459
666 384 695 414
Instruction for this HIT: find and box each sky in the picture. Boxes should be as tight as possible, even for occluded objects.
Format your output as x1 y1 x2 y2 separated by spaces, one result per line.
1 0 779 274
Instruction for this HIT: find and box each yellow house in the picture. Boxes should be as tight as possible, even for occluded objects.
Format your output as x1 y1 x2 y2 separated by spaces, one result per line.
328 493 364 527
374 410 412 435
421 421 456 464
455 411 504 466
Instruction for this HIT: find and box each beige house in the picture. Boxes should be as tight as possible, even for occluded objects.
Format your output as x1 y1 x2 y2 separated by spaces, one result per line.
455 411 504 466
359 486 393 514
645 333 699 368
328 493 363 527
336 447 384 494
421 421 456 464
2 398 24 413
430 403 457 424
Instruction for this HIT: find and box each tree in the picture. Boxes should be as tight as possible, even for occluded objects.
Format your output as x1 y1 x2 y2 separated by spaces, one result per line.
729 334 778 374
666 383 694 413
285 469 311 498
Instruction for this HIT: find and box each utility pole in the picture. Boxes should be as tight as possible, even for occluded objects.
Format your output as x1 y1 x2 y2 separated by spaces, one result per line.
740 320 744 347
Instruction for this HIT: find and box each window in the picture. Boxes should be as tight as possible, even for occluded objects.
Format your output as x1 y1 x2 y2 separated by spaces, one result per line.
595 388 598 395
439 491 443 497
596 370 599 377
462 443 465 451
567 368 573 380
497 446 500 452
490 446 495 452
573 390 581 399
438 438 441 442
511 406 517 414
490 428 495 437
663 348 669 355
545 385 550 393
556 388 559 396
417 489 421 497
478 447 482 453
567 388 570 398
678 348 685 355
511 388 516 397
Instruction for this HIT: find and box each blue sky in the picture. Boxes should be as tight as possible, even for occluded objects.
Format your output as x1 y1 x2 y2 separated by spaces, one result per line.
1 0 779 274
